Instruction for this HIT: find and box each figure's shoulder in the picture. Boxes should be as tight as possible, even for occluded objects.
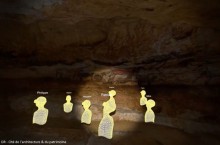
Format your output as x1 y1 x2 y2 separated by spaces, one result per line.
141 96 147 99
44 108 49 113
33 110 37 115
110 97 116 102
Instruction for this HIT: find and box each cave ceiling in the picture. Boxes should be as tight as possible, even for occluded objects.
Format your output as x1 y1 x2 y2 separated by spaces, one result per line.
0 0 220 85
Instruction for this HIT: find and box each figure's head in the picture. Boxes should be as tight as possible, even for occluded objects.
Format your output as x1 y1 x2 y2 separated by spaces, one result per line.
82 100 91 109
140 90 146 96
34 96 47 108
146 99 155 108
109 90 116 97
66 95 71 102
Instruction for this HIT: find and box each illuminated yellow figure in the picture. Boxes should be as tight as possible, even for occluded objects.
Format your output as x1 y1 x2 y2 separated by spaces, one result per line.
98 90 116 139
144 99 156 123
63 95 73 113
106 90 116 113
140 90 147 106
98 102 114 139
81 100 92 124
33 96 49 125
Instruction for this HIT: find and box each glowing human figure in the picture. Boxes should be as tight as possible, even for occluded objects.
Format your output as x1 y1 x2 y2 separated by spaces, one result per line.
33 96 49 125
106 90 116 113
98 90 116 139
81 100 92 124
144 99 156 123
63 95 73 113
140 90 147 106
98 102 114 139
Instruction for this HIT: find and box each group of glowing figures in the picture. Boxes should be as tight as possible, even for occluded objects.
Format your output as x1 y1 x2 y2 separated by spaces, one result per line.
32 90 156 139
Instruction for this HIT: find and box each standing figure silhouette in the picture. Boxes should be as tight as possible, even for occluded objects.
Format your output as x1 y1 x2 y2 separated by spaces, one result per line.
81 100 92 124
140 90 147 106
98 90 116 139
33 96 49 125
63 95 73 113
144 99 156 123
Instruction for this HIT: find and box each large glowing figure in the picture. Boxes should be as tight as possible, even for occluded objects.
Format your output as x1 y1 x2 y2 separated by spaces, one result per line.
140 90 147 106
98 90 116 139
33 96 49 125
81 100 92 124
144 99 156 123
98 102 114 139
63 95 73 113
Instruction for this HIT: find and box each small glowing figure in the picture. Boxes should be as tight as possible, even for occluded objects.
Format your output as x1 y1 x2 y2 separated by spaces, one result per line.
140 90 147 106
144 99 156 123
81 100 92 124
63 95 73 113
106 90 116 114
98 90 116 139
33 96 49 125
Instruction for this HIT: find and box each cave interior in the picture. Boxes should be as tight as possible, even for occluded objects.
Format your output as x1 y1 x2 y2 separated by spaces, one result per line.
0 0 220 145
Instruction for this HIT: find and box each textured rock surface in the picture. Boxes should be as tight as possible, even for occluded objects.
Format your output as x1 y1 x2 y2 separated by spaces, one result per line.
0 0 220 144
0 0 220 85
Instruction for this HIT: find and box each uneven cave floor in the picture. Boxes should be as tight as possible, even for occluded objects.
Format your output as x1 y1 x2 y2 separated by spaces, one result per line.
1 120 220 145
0 79 220 145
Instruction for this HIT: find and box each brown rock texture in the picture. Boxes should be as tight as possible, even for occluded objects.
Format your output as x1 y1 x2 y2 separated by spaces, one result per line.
0 0 220 85
0 0 220 144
